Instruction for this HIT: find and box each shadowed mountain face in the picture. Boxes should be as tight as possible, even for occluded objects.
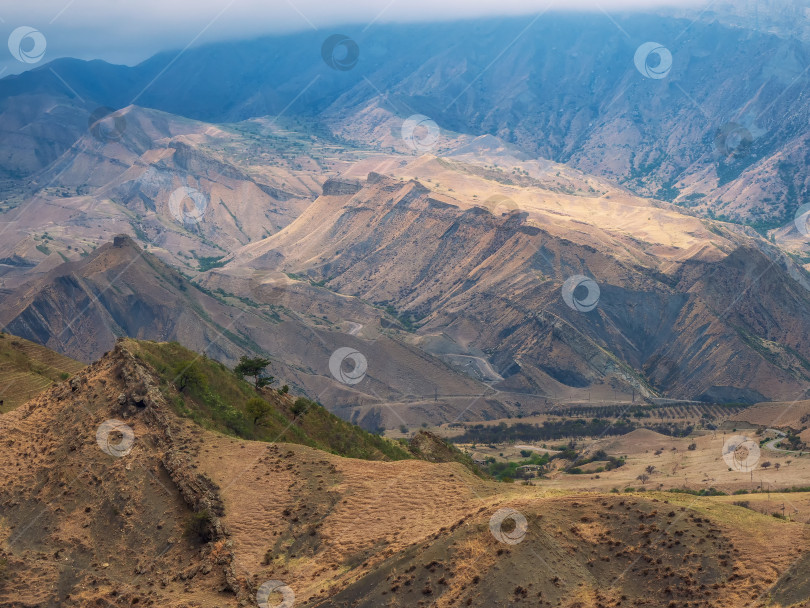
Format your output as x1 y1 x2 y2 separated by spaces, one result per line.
4 15 810 228
0 235 506 427
0 235 253 364
4 11 810 427
220 172 810 408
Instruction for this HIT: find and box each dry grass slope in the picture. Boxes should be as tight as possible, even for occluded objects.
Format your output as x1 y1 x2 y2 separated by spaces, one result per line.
0 331 84 412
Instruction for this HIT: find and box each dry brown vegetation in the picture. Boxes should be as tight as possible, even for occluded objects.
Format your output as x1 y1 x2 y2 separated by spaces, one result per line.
1 340 810 606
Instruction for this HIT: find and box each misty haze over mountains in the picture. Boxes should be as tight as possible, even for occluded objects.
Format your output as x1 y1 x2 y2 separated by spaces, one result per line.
3 7 810 411
5 2 810 607
5 11 810 226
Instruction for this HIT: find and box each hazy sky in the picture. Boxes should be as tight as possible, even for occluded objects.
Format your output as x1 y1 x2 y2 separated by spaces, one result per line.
1 0 707 75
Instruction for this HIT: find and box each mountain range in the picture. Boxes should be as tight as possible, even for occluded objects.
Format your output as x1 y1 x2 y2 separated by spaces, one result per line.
2 12 810 428
4 14 810 232
7 8 810 607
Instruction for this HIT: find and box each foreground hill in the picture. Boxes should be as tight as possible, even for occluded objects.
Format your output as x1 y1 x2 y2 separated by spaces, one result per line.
121 338 412 461
0 338 808 606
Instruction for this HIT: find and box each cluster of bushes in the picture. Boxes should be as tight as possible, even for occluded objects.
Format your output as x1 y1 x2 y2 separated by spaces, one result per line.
454 419 636 443
453 419 694 444
776 432 806 452
666 487 727 497
131 341 411 461
483 452 550 482
566 449 625 474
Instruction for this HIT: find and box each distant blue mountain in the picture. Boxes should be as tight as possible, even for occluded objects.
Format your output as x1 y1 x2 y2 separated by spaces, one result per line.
2 13 809 225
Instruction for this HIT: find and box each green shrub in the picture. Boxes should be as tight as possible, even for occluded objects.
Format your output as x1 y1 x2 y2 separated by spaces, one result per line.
246 397 272 425
291 397 312 417
172 360 207 393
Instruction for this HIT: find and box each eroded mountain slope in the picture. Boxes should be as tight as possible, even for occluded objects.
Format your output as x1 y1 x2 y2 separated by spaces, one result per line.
222 167 810 410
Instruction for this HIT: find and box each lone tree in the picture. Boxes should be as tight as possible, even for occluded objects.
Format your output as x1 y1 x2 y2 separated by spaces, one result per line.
173 360 207 393
637 473 649 485
246 397 272 426
234 355 274 389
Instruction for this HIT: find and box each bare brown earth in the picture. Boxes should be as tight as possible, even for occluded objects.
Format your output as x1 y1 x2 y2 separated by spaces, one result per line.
0 108 320 287
2 340 810 607
729 400 810 430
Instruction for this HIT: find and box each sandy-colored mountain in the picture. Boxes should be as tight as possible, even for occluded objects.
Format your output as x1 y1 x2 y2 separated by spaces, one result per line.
219 163 810 418
0 107 326 289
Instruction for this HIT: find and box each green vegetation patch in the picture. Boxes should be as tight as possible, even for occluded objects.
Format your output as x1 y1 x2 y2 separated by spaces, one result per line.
124 339 412 461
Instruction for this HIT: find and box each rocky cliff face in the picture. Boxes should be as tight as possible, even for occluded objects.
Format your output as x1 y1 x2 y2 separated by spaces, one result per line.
227 171 810 404
0 339 247 606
